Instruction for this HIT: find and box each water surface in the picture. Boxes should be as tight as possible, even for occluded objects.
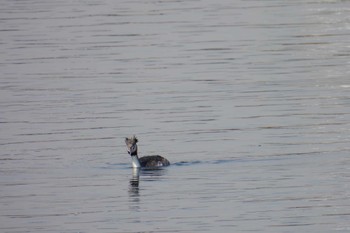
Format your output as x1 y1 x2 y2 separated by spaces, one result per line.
1 0 350 232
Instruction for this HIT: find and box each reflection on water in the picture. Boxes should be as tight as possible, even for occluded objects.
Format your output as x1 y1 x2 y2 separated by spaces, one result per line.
129 167 168 191
128 167 169 214
1 0 350 232
128 168 140 212
129 168 140 196
129 168 140 189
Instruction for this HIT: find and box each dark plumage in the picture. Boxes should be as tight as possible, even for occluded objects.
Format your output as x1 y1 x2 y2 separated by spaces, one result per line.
139 155 170 167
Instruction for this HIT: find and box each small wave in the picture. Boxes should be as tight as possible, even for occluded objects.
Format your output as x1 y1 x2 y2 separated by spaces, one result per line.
110 158 241 170
173 160 202 166
211 159 238 164
101 162 129 170
174 159 240 166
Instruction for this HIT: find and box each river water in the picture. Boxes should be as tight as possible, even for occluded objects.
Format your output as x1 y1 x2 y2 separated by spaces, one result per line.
1 0 350 232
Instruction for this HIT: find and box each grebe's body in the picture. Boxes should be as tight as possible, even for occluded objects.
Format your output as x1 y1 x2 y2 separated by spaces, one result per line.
125 136 170 168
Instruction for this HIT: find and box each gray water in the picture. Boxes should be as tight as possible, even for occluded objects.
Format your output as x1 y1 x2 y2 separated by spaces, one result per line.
1 0 350 232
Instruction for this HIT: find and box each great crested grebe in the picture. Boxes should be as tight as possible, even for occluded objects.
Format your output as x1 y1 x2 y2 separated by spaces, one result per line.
125 136 170 168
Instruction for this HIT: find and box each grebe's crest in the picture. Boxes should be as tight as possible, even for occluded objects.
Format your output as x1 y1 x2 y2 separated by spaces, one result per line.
125 135 138 156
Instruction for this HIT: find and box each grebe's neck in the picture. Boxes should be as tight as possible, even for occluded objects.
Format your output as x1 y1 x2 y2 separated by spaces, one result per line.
131 155 141 168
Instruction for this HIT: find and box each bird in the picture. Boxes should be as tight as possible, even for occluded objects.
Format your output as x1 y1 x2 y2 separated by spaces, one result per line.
125 135 170 168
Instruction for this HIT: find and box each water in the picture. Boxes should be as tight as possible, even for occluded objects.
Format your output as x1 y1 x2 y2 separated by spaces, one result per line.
1 0 350 232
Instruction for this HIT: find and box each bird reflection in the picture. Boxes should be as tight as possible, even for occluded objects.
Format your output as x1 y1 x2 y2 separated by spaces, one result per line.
128 167 168 198
129 168 140 196
128 168 140 211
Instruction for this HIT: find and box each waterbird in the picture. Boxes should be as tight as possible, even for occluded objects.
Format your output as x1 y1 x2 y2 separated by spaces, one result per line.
125 136 170 168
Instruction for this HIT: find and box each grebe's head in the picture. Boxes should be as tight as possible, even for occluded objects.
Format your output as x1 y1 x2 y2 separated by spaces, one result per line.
125 136 138 156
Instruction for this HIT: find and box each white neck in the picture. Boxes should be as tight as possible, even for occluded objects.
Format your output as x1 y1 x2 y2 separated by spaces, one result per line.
131 155 141 168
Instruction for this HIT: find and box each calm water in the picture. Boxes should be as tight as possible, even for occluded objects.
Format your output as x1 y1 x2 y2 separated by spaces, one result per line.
1 0 350 232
